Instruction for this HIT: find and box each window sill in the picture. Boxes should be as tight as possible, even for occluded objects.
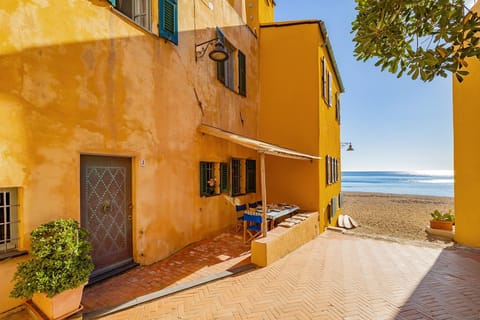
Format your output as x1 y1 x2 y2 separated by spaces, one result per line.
0 250 28 261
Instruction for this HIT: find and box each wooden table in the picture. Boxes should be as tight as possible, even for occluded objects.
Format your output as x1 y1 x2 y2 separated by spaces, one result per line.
246 205 300 230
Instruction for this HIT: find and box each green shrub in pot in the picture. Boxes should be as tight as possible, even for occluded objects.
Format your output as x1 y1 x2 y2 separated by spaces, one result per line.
10 218 94 299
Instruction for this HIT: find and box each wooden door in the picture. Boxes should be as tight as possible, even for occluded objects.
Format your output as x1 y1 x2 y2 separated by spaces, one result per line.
80 155 133 282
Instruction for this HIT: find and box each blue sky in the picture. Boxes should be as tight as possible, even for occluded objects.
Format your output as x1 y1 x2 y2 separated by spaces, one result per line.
274 1 454 172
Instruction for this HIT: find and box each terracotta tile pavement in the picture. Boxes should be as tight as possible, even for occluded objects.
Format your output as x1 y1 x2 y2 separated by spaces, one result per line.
81 230 252 313
97 232 480 320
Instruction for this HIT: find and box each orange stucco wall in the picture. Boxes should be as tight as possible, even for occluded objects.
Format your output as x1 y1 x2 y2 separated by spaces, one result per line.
452 1 480 248
259 22 342 231
0 0 261 312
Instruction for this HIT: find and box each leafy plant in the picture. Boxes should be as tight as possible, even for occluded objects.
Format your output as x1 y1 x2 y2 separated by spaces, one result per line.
430 209 455 222
352 0 480 82
10 219 94 298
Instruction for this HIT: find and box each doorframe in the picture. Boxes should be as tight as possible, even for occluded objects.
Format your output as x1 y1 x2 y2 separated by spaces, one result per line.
79 153 137 283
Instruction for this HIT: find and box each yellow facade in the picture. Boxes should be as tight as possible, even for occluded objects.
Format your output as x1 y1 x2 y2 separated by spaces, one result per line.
452 1 480 248
259 21 344 231
0 0 344 313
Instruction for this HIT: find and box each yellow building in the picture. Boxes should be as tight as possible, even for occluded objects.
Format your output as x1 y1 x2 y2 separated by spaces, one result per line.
259 20 345 231
0 0 343 312
452 1 480 248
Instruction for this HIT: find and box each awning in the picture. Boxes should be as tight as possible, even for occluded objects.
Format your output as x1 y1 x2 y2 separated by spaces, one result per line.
198 123 319 238
198 124 320 160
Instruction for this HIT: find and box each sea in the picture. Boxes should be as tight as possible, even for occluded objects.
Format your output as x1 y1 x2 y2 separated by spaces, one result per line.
342 171 454 197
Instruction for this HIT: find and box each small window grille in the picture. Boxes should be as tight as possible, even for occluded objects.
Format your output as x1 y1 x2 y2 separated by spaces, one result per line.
231 158 241 196
200 162 216 196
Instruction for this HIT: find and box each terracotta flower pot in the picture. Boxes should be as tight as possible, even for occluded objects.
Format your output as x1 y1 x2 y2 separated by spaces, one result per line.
430 220 453 231
32 283 85 320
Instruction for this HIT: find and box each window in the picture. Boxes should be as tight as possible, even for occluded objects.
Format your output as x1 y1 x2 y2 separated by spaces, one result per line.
0 188 19 254
111 0 178 44
245 159 256 193
231 158 242 196
335 92 341 123
114 0 152 31
159 0 178 44
326 156 340 185
216 28 246 95
238 50 247 96
200 162 216 196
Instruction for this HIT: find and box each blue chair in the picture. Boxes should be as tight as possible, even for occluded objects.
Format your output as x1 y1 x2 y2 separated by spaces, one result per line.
243 214 262 243
235 204 247 232
248 202 258 209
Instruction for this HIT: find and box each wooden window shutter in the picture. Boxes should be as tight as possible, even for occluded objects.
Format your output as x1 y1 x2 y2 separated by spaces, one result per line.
326 156 330 185
331 197 337 217
328 72 332 107
159 0 178 45
245 159 256 193
238 50 246 96
220 162 229 193
336 92 341 123
230 158 241 196
333 158 336 183
216 28 226 84
322 57 326 100
200 162 207 196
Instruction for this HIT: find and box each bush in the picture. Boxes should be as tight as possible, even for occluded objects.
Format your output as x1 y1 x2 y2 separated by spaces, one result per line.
10 219 94 298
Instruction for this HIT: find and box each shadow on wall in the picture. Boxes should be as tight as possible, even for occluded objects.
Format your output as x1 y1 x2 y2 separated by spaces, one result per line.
394 247 480 319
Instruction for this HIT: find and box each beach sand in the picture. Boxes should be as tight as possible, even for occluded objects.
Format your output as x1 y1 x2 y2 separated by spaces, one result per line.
341 192 454 245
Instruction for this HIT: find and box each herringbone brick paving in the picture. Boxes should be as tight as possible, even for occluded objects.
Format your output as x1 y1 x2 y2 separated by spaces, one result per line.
99 232 480 320
82 230 251 312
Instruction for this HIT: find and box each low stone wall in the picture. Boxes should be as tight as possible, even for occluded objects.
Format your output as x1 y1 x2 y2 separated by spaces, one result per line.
251 212 319 267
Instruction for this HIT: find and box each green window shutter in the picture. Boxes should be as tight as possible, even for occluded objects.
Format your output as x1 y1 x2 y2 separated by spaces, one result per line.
200 162 207 196
245 159 256 193
159 0 178 45
216 27 226 84
220 162 229 193
238 50 246 96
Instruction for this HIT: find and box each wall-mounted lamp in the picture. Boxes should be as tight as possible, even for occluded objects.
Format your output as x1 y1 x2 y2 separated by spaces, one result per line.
341 142 354 151
195 38 229 62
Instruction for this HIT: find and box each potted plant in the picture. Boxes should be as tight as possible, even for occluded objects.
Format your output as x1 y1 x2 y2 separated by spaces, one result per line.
10 219 94 320
430 209 455 231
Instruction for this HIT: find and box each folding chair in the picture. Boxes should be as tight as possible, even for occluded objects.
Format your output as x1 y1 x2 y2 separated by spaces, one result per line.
235 204 247 232
243 214 262 243
248 202 258 209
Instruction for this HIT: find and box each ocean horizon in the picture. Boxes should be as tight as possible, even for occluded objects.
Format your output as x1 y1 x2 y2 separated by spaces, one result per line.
341 171 454 197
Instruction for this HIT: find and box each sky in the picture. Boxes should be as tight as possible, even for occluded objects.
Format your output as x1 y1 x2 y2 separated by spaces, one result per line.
274 1 454 172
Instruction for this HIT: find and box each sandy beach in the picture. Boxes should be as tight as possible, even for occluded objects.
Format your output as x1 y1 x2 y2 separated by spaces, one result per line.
341 192 454 245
